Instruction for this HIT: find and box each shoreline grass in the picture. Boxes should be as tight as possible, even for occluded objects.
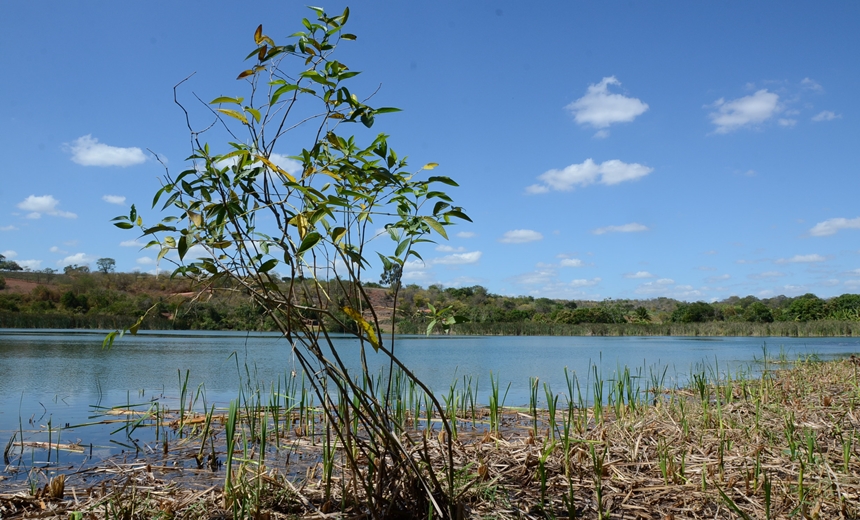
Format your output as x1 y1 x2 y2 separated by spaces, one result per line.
2 354 860 518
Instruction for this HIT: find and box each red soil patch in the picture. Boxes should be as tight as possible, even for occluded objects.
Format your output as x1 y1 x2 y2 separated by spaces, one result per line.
1 277 39 294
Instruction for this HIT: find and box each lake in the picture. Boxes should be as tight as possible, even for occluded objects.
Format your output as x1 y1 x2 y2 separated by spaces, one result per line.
1 329 859 488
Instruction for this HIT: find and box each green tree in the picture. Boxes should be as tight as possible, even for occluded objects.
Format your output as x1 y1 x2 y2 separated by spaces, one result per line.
783 293 826 321
0 253 22 271
379 261 402 288
110 8 469 517
743 301 774 323
96 257 116 274
671 301 718 323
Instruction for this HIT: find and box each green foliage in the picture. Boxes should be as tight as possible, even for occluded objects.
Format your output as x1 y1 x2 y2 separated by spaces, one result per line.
0 275 5 290
96 257 116 274
671 301 719 323
109 8 470 516
782 293 827 322
743 301 774 323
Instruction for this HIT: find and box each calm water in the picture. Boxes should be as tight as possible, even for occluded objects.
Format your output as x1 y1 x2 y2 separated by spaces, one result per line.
3 329 860 422
1 329 859 486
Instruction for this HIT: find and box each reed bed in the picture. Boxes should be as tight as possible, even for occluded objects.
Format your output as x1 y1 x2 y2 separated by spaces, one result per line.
2 354 860 519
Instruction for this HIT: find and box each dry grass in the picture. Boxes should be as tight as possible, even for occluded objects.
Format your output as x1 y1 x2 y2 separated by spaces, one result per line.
2 357 859 519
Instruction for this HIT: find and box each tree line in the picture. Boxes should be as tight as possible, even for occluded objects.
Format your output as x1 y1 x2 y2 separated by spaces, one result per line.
2 266 859 334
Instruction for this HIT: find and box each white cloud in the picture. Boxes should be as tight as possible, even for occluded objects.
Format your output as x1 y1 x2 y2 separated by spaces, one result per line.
435 245 465 253
57 252 96 267
801 78 823 91
269 153 303 176
136 257 155 265
635 278 702 299
778 118 797 127
529 159 652 193
16 195 77 219
508 269 557 286
18 259 42 270
120 239 144 247
776 254 826 264
1 250 17 259
66 135 146 167
524 184 550 194
0 225 17 231
401 259 431 282
809 217 860 236
624 271 654 279
432 251 482 265
749 271 786 279
707 274 731 282
570 277 601 288
499 229 543 244
708 89 780 133
559 258 584 267
592 222 648 235
102 195 126 205
565 77 649 135
455 231 476 239
811 110 841 122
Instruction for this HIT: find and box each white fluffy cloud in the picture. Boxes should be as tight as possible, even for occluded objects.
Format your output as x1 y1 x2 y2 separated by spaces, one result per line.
18 259 42 270
776 254 826 264
0 225 18 231
120 239 144 247
456 231 476 239
269 153 303 175
565 77 648 136
137 257 155 265
499 229 543 243
809 217 860 236
811 110 841 122
102 195 126 205
559 258 584 267
67 135 146 167
570 277 601 288
624 271 654 279
708 89 780 133
432 251 482 265
1 250 17 259
592 223 648 235
16 195 77 219
527 159 652 193
57 252 96 267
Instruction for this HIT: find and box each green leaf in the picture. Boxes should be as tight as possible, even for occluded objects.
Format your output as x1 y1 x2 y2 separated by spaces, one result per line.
210 96 242 105
374 107 401 114
422 216 448 239
331 226 346 243
297 231 321 255
113 221 134 230
428 175 458 187
270 83 298 104
245 107 261 123
395 239 409 257
446 209 472 222
217 108 249 124
423 163 439 170
178 235 188 260
259 258 278 272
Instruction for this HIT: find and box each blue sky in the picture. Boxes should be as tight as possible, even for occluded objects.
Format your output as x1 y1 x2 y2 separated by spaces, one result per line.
1 2 859 302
